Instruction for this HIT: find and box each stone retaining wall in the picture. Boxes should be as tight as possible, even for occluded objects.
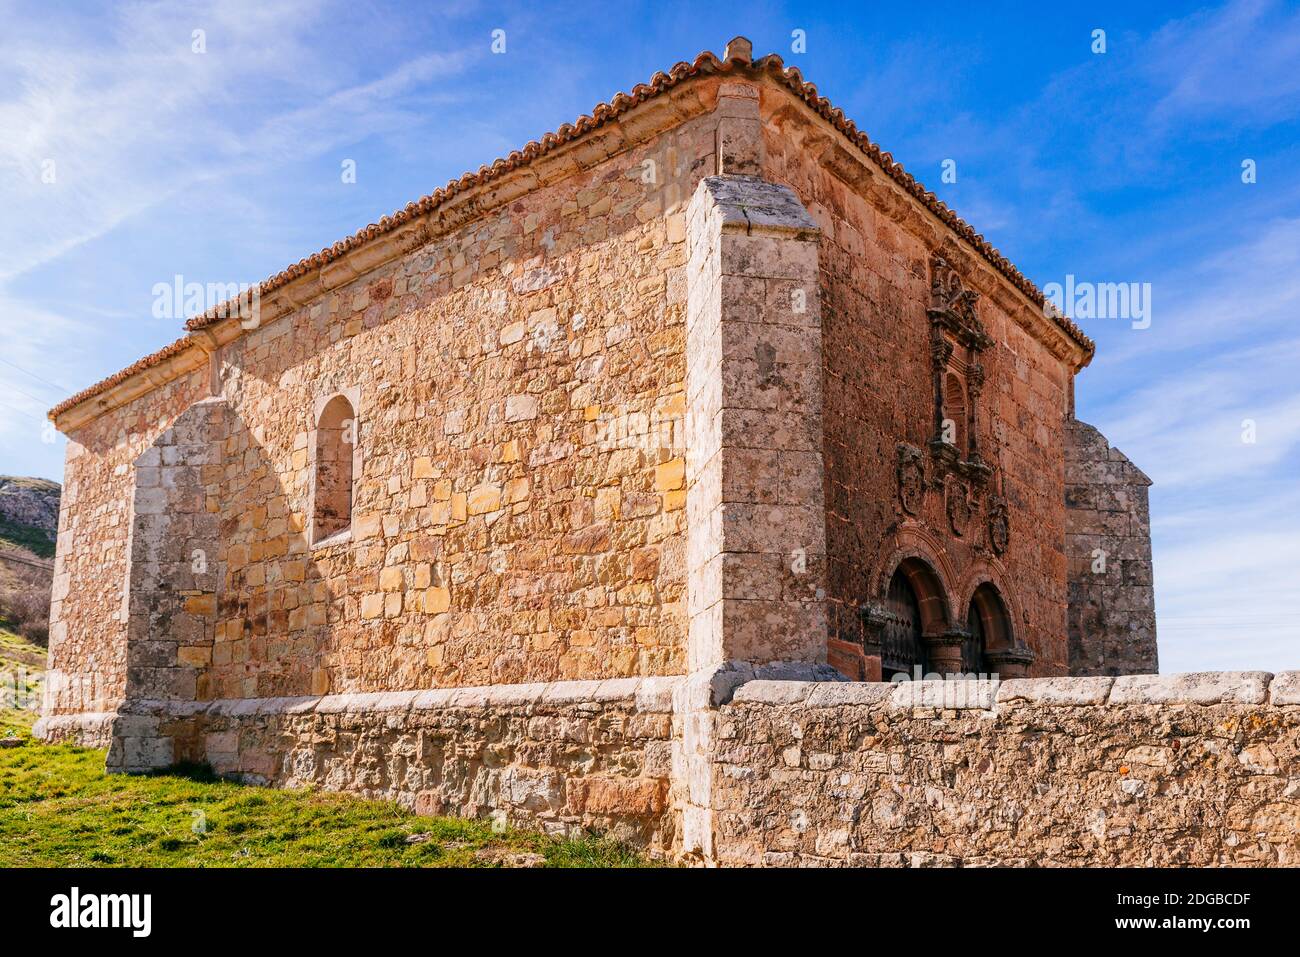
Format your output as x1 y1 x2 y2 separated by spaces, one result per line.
35 671 1300 866
100 676 684 855
32 711 118 749
710 672 1300 866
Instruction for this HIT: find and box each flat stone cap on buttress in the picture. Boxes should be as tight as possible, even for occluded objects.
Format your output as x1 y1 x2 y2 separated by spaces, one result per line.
691 175 822 239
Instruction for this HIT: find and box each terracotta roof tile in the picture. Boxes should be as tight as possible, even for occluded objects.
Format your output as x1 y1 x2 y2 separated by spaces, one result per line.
49 335 198 420
50 45 1092 421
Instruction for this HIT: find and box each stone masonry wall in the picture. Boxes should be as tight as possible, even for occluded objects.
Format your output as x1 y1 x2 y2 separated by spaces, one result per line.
710 672 1300 866
195 115 709 697
106 676 682 854
49 89 744 713
122 397 227 712
1066 418 1158 675
45 365 210 716
36 669 1300 867
763 92 1078 675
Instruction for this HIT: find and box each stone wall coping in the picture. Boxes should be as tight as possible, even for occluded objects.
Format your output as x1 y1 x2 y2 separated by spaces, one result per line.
696 175 822 239
32 711 118 737
48 672 1300 743
996 676 1114 706
1270 672 1300 706
1108 671 1273 706
727 671 1300 711
88 676 686 726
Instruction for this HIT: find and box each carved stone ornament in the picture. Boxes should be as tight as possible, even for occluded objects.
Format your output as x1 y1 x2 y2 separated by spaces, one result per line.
929 254 992 349
946 478 970 536
988 497 1010 555
896 443 925 515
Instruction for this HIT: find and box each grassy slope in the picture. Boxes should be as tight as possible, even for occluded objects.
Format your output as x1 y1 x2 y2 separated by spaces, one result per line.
0 625 44 733
1 585 646 868
0 738 648 867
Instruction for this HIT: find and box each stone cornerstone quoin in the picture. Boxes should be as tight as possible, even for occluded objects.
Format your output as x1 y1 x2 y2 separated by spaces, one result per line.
38 37 1291 868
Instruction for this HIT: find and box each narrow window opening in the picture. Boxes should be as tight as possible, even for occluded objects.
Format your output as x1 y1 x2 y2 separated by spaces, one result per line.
313 395 355 543
943 371 967 453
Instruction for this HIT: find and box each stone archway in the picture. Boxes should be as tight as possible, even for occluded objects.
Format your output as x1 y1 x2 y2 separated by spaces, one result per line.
965 581 1031 678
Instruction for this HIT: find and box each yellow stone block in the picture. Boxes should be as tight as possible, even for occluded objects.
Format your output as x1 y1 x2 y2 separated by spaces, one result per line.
413 456 435 479
595 486 621 521
177 645 211 668
659 393 686 417
655 457 685 491
424 586 451 614
504 477 530 504
467 484 501 515
433 480 452 501
384 592 403 617
663 489 687 511
380 566 405 591
183 594 217 616
666 212 686 243
311 668 331 695
360 593 384 619
353 513 382 540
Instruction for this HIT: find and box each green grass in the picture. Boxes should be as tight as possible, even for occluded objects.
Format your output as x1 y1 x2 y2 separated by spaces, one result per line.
0 624 43 734
0 516 55 559
0 736 649 867
0 612 649 868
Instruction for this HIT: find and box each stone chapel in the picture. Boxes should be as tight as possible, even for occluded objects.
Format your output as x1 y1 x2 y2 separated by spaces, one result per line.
32 38 1184 865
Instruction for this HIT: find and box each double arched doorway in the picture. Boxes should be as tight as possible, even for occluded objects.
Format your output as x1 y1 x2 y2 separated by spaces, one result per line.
878 559 1017 679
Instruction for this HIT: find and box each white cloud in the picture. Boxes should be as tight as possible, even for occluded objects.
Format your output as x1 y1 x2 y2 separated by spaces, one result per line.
1144 0 1300 129
1153 487 1300 672
1097 337 1300 488
0 0 478 480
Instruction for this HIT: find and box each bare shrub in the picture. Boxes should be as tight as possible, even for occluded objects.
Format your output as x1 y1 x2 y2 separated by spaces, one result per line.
0 561 52 645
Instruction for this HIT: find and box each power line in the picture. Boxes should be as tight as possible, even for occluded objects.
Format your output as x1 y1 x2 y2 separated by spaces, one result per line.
0 378 57 411
0 396 47 423
0 355 69 394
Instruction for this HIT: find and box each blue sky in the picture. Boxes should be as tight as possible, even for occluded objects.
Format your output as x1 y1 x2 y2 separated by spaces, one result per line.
1 0 1297 671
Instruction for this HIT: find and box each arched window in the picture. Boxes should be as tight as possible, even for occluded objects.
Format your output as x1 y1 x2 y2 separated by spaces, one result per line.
313 394 355 544
966 583 1012 673
943 371 967 453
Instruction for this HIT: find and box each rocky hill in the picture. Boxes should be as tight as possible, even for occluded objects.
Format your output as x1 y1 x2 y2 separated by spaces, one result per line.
0 476 59 647
0 476 60 559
